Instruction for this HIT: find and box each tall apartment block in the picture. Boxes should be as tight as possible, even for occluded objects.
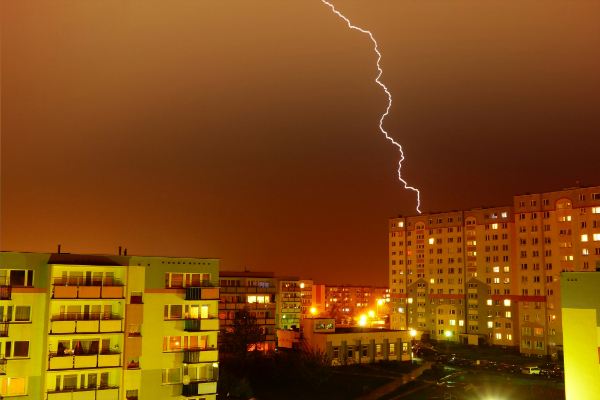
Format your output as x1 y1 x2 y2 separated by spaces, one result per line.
217 271 277 352
0 251 220 400
388 185 600 358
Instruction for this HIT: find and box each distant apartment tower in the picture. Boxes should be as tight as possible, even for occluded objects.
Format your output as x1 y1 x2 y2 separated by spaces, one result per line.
323 285 389 316
218 271 277 352
0 251 220 400
388 185 600 357
299 279 314 319
560 271 600 400
278 278 301 330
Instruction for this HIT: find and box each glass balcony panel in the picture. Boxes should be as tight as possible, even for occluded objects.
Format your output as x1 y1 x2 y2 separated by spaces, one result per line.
96 388 119 400
102 286 124 298
98 353 121 368
73 391 96 400
53 321 77 334
100 319 122 333
74 354 97 369
49 356 74 370
77 320 100 333
55 286 78 298
79 286 102 298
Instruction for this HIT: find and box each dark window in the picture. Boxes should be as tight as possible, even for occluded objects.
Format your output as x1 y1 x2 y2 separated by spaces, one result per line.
10 270 26 286
14 341 29 357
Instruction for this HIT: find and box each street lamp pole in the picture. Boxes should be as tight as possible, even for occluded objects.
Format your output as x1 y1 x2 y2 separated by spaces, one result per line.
445 330 451 354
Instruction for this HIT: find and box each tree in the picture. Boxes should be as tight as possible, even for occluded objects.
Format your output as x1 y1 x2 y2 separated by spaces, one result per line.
301 348 333 399
220 306 264 365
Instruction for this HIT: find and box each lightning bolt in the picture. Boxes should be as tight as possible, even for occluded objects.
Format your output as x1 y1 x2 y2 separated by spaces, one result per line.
321 0 421 213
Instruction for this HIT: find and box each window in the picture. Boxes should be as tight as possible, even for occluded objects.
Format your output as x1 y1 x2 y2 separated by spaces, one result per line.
5 270 34 287
14 306 31 322
505 311 511 318
389 343 395 356
12 341 29 358
0 377 26 396
162 368 181 384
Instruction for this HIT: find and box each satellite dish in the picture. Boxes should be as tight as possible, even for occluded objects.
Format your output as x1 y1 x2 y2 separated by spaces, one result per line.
182 375 190 385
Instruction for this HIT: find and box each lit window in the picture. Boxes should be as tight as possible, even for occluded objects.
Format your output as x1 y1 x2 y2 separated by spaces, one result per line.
506 334 512 340
429 238 434 244
504 299 511 306
505 311 511 318
504 266 510 273
458 320 464 326
493 267 500 273
488 321 493 328
502 212 507 218
408 298 413 304
581 234 588 242
496 333 502 340
594 234 600 241
492 224 498 230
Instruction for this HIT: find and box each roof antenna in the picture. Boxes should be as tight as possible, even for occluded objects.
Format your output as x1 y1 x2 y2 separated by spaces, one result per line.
58 245 61 254
119 247 122 256
124 248 128 256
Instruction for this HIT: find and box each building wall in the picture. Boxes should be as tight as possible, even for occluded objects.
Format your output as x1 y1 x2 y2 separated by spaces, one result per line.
560 271 600 400
1 252 219 400
389 185 600 356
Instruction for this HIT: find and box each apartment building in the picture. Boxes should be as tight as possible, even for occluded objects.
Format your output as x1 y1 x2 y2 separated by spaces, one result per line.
388 185 600 357
560 271 600 400
0 251 220 400
299 280 314 319
218 271 277 352
323 285 388 317
279 278 301 330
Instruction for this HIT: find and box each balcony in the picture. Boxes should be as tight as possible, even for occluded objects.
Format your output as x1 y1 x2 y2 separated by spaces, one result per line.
183 317 220 332
281 286 301 292
47 386 119 400
185 285 220 301
0 283 10 301
48 351 122 370
50 313 123 334
52 278 124 299
218 302 276 310
181 381 217 397
183 348 218 364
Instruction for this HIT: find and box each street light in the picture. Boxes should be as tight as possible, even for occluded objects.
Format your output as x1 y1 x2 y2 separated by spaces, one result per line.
445 330 452 354
310 307 316 316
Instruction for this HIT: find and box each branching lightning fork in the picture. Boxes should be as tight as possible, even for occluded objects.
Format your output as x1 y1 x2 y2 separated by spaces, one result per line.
321 0 421 213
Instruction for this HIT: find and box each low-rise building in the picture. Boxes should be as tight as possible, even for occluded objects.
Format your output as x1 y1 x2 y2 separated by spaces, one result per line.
300 318 414 364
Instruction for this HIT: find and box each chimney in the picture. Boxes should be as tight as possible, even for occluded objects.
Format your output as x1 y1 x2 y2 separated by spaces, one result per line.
58 245 61 254
576 180 580 187
124 248 127 256
119 247 122 256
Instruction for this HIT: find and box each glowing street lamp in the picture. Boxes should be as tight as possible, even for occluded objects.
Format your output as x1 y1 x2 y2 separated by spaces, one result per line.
359 319 366 327
368 310 375 318
310 307 316 317
445 330 452 354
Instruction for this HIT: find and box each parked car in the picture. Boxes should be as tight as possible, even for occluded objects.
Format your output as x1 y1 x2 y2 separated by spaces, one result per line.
507 365 523 374
522 367 541 375
537 362 558 371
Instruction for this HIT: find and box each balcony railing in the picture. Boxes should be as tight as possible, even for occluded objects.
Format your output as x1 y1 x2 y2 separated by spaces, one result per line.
48 351 122 370
0 323 8 338
183 317 220 332
0 358 6 375
182 348 218 364
0 283 11 300
185 286 220 301
50 314 123 334
281 286 301 292
52 277 124 299
181 381 217 397
220 286 277 294
46 385 119 400
218 302 276 310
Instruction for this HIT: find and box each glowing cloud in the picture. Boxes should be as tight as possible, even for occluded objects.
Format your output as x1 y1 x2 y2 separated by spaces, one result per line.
321 0 421 213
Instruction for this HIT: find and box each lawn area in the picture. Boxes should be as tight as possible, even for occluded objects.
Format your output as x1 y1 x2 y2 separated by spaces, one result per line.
251 371 393 400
